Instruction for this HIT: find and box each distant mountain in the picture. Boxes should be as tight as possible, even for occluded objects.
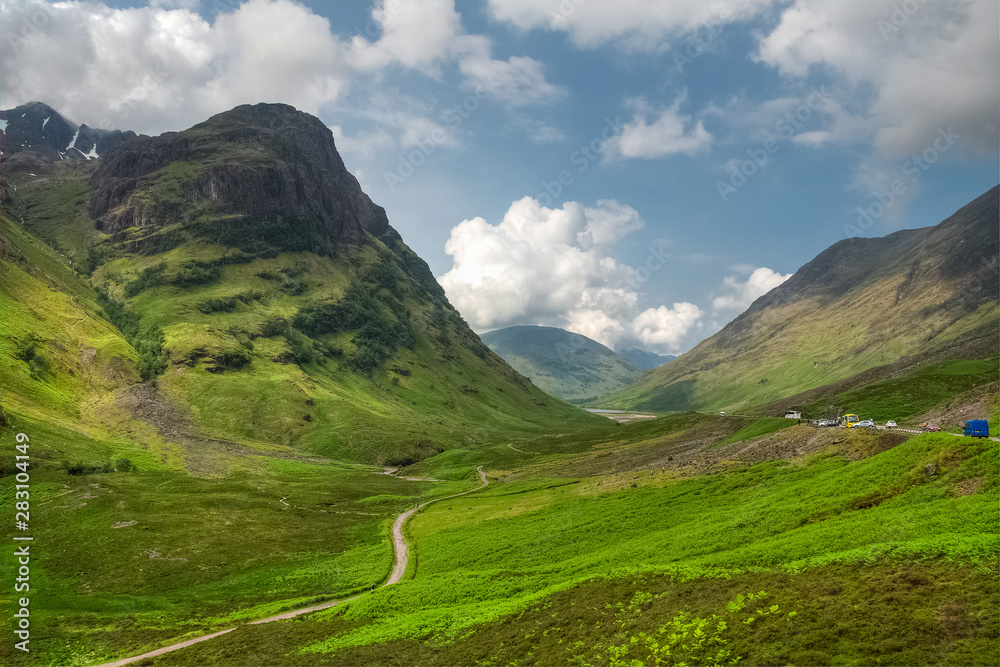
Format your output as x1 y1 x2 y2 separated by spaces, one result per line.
602 186 999 412
617 347 675 370
0 101 143 171
0 102 601 471
480 325 644 402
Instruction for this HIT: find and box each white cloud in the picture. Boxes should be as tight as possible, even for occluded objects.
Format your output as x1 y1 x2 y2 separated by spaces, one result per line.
792 130 832 147
487 0 778 51
756 0 999 157
329 124 394 158
0 0 351 134
602 96 712 160
712 267 791 312
0 0 564 145
632 303 704 351
345 1 563 109
346 0 462 73
458 50 565 107
439 197 702 353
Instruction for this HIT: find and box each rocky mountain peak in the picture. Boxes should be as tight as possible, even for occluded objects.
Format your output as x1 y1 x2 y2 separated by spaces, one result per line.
0 101 142 170
89 102 388 247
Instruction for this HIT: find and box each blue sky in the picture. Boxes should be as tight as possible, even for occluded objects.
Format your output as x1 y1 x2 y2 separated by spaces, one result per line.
2 0 997 353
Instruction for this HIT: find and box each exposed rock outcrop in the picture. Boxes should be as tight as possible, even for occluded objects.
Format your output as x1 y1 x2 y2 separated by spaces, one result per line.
89 103 388 247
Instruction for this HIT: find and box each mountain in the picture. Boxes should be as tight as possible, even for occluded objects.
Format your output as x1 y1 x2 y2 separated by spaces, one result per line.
0 101 143 170
616 347 675 370
0 102 601 471
480 325 644 402
602 186 999 413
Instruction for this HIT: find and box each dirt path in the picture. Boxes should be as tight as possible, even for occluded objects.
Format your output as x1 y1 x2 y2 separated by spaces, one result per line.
95 465 489 667
507 443 531 454
386 465 488 585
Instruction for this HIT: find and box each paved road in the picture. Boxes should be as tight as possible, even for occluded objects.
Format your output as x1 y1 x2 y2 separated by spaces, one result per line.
96 465 490 667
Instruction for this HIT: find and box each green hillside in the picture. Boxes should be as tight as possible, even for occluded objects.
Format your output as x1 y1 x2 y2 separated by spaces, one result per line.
481 325 644 402
601 187 999 413
0 104 603 472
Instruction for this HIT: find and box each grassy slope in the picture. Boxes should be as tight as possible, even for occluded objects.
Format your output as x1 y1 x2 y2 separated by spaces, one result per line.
5 165 603 471
1 161 994 667
0 413 486 666
481 326 643 402
96 238 599 465
602 191 999 414
606 289 997 414
0 164 595 665
0 208 491 664
799 357 999 423
140 428 998 666
0 211 139 430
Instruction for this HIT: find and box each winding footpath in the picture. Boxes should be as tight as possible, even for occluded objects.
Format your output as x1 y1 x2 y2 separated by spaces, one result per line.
96 465 489 667
386 465 488 584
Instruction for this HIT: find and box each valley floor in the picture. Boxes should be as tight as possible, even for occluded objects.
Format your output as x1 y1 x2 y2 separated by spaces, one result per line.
3 410 996 667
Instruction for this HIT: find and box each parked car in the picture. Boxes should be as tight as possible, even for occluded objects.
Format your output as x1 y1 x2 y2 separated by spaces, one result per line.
886 420 897 428
963 419 990 438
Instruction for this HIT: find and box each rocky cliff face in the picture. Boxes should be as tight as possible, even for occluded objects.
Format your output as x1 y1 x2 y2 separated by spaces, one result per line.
89 103 388 247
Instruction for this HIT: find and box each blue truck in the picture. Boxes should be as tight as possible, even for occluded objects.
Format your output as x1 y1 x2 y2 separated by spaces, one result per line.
963 419 990 438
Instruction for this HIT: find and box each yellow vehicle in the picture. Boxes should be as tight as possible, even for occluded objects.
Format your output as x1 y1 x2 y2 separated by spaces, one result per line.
844 414 860 428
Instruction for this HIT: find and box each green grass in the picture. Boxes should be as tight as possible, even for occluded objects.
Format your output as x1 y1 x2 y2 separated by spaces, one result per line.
801 357 1000 422
0 413 482 666
131 431 998 666
278 433 997 656
4 165 102 269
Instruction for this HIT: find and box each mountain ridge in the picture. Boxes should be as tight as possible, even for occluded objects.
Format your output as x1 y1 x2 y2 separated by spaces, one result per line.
0 100 143 169
601 186 999 413
480 325 644 402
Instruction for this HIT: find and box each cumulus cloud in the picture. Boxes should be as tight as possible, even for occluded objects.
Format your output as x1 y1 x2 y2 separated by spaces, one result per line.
0 0 563 143
712 267 791 312
439 197 703 353
601 96 712 160
457 48 565 108
346 0 462 73
755 0 999 157
632 303 704 350
347 1 563 109
487 0 778 50
0 0 351 134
